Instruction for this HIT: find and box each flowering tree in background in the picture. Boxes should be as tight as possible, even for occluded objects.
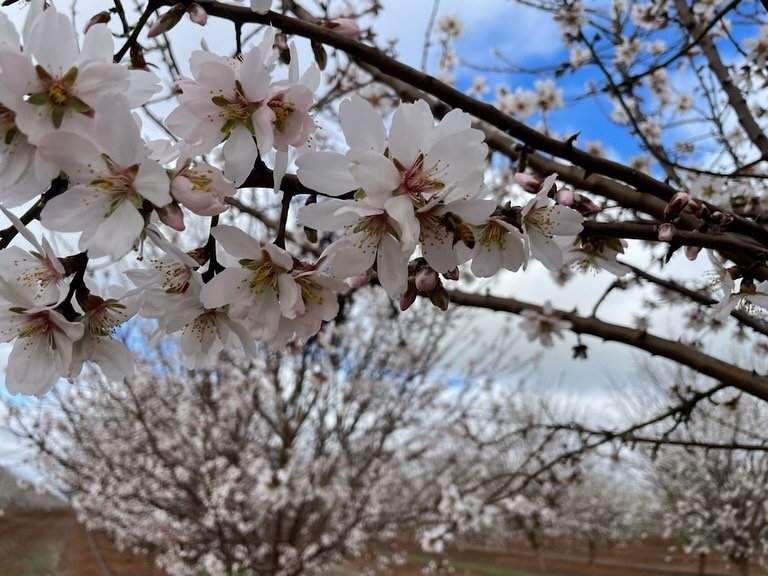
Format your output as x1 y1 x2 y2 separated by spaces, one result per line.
0 0 762 411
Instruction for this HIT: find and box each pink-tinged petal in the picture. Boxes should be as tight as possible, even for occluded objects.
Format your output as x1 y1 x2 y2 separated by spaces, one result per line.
48 311 85 341
347 149 400 198
388 100 433 167
424 130 487 184
27 9 79 75
0 51 36 100
91 337 135 380
94 96 144 166
252 107 275 155
80 23 114 63
300 62 321 92
263 242 294 270
0 12 20 50
296 199 359 230
135 160 172 207
240 47 272 102
471 245 504 278
273 150 289 194
218 314 257 357
222 126 258 186
522 173 559 217
450 198 496 225
339 95 387 153
40 186 108 233
277 273 301 318
211 225 263 258
89 201 144 259
428 108 473 147
296 151 355 197
328 235 376 278
6 335 60 396
545 205 584 235
377 233 409 299
126 69 161 108
0 205 44 254
527 229 563 271
189 50 234 86
200 267 251 309
421 228 458 274
36 131 102 181
384 194 419 251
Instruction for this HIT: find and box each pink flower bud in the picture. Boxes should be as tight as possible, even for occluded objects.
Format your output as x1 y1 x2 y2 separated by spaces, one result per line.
513 172 543 193
443 268 460 282
657 222 676 242
684 245 701 261
83 11 111 33
157 203 186 231
415 267 439 292
555 187 574 206
323 18 361 39
347 274 370 289
147 4 185 38
187 3 208 26
399 286 417 311
664 191 690 220
575 196 601 215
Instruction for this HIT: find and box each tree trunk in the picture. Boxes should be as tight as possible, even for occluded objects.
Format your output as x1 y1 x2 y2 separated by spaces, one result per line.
588 541 597 575
533 544 547 576
697 552 706 576
735 556 750 576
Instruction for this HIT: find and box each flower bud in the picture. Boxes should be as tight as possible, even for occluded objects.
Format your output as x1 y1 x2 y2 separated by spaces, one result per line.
684 245 701 261
428 284 450 312
443 268 460 282
322 18 361 39
415 266 439 292
657 222 676 242
513 172 543 193
575 195 601 215
348 274 371 289
157 203 186 231
555 187 574 206
147 4 185 38
664 191 690 220
187 3 208 26
83 10 111 33
399 284 417 311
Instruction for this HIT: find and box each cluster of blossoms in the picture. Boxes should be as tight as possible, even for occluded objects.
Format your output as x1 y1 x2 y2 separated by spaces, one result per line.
0 2 590 395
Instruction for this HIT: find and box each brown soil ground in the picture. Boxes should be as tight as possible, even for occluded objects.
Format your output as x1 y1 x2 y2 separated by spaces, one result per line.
0 509 162 576
0 510 762 576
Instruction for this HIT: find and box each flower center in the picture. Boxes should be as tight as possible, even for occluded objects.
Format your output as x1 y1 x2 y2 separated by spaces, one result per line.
393 153 444 199
213 81 261 136
268 97 295 134
46 82 70 106
90 155 143 215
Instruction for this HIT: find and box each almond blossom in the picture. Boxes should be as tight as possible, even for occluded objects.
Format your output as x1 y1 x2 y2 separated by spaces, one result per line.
297 96 489 296
0 277 83 395
152 273 255 369
169 159 236 216
0 4 129 142
520 173 584 271
520 302 571 347
470 215 526 278
38 97 172 259
70 291 139 381
199 226 301 340
0 205 67 304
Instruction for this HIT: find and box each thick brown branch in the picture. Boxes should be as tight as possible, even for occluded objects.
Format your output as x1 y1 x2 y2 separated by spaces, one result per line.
447 289 768 402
